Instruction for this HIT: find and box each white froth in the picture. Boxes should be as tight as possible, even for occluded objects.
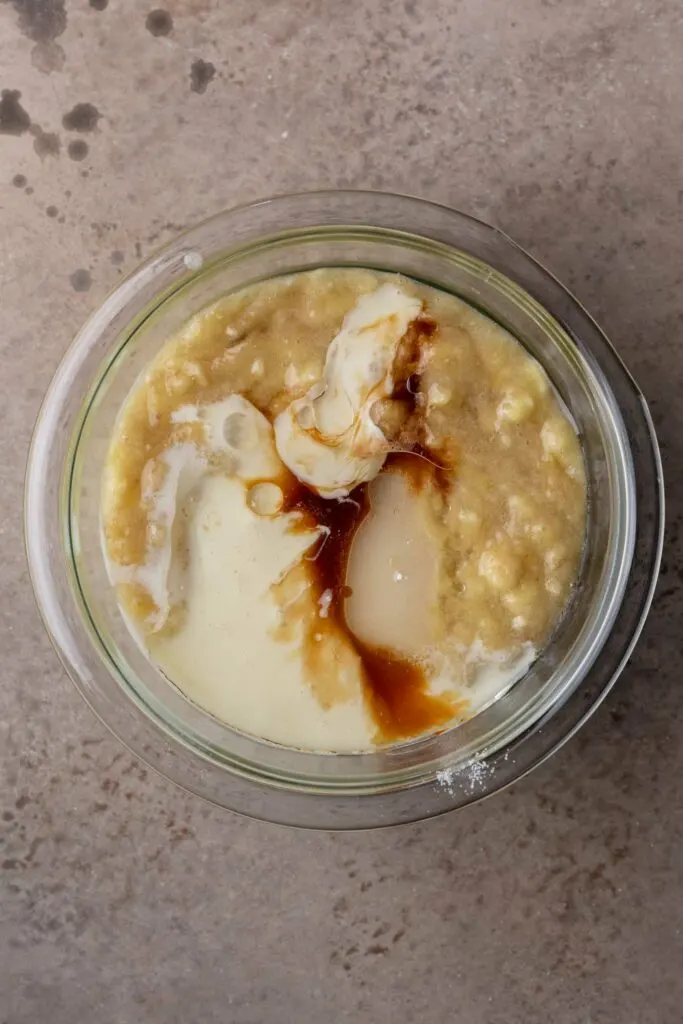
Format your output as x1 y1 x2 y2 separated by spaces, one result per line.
273 284 423 498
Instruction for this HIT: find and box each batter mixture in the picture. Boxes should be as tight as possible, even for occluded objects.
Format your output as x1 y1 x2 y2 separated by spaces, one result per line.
101 269 586 751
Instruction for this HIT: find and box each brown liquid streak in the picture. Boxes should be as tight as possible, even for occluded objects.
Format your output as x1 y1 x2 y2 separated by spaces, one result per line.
279 474 459 743
273 315 462 744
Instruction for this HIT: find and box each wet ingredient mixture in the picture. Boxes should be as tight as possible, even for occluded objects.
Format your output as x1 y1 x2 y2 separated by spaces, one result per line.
102 269 586 751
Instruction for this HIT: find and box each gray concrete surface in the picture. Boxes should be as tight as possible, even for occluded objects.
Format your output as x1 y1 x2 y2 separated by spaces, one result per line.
1 1 681 1021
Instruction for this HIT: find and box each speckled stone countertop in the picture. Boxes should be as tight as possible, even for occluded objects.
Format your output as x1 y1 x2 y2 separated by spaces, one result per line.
1 1 680 1021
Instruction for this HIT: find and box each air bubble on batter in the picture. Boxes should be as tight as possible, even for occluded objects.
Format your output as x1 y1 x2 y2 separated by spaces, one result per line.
246 481 283 517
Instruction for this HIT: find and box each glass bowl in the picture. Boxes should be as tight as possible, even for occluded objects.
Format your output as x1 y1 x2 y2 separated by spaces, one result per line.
24 191 664 829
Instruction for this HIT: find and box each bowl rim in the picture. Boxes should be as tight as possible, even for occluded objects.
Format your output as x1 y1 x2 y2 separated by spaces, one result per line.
24 189 665 829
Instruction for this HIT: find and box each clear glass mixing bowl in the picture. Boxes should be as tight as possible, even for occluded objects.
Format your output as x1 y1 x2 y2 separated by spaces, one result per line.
25 191 664 829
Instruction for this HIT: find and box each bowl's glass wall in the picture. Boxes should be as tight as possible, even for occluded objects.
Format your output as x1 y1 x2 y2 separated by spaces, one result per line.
25 193 663 828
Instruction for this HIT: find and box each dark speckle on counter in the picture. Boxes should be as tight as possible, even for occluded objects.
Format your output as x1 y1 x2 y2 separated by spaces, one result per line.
67 139 88 161
69 268 92 292
30 124 60 158
0 91 60 156
145 9 173 36
30 39 66 74
6 0 67 43
0 90 31 135
190 58 216 94
62 103 101 133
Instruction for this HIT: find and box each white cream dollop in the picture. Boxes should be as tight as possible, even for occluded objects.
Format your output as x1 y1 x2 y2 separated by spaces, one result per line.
107 396 285 632
273 283 423 497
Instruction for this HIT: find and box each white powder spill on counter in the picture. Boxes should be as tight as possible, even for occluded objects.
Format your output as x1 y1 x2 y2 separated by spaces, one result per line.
436 748 513 797
436 758 495 796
